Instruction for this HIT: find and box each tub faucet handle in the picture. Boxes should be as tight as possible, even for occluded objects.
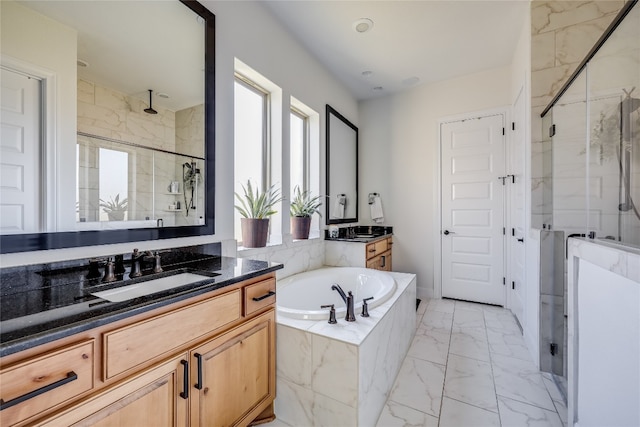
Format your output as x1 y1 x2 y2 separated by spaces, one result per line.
320 304 338 324
102 258 117 283
361 296 374 317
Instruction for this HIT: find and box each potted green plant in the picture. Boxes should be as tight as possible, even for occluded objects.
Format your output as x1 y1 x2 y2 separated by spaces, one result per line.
234 180 282 248
290 186 323 240
99 194 128 221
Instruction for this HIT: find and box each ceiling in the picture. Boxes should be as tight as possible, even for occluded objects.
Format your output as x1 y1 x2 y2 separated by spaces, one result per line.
19 0 205 111
262 0 529 100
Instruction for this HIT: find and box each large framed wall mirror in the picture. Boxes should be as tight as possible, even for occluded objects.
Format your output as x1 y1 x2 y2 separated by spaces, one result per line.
0 0 215 253
326 105 358 224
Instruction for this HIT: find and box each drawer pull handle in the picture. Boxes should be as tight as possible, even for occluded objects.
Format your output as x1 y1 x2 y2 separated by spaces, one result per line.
194 353 203 390
368 249 376 253
0 371 77 411
252 291 276 302
180 360 189 399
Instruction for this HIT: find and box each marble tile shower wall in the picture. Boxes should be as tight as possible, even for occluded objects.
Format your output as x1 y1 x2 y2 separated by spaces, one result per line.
530 0 624 229
77 79 204 226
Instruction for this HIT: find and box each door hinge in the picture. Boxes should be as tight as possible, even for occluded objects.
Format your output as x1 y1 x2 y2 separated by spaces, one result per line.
512 122 515 131
502 127 505 136
503 227 506 235
511 228 515 236
549 124 556 137
512 281 515 290
550 343 558 356
503 277 506 285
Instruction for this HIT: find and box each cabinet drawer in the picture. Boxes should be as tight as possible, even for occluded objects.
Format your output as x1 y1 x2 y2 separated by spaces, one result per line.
366 239 389 260
0 340 94 426
104 290 241 379
244 278 276 316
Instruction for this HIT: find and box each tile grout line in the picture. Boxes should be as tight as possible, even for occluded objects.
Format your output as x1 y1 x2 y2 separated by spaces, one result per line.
483 307 503 426
436 301 454 427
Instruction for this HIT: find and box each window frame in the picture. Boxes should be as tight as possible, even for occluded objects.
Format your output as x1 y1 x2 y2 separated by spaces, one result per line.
290 106 310 193
234 73 272 190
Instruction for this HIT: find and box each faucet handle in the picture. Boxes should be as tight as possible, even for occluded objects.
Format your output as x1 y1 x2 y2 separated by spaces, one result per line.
361 296 374 317
320 304 338 324
152 251 163 273
103 258 117 283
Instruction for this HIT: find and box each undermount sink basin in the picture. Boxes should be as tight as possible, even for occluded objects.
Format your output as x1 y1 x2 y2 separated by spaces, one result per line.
91 272 213 302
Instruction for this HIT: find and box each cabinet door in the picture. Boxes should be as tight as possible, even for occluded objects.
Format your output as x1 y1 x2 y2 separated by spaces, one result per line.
36 355 188 427
190 309 275 427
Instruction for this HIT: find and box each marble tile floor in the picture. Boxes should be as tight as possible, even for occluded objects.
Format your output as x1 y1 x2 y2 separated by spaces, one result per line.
265 298 567 427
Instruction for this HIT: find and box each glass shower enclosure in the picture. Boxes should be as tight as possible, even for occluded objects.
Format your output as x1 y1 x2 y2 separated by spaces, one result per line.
539 0 639 383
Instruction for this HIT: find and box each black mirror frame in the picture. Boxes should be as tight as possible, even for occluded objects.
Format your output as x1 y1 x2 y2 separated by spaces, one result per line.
325 104 358 225
0 0 216 254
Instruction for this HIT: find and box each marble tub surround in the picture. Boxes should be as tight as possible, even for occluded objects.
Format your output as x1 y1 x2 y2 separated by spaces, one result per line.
0 243 283 357
567 237 640 426
275 272 416 427
266 298 566 427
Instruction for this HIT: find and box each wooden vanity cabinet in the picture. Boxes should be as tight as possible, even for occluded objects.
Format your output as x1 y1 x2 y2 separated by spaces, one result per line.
1 272 277 427
366 236 393 271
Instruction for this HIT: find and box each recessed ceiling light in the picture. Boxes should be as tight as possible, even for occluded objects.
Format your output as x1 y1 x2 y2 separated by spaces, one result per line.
402 76 420 86
157 92 170 99
373 86 383 91
77 59 89 68
353 18 374 33
362 71 373 78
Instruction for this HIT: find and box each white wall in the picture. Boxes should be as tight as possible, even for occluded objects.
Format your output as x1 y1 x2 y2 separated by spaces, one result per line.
359 66 512 298
1 0 357 267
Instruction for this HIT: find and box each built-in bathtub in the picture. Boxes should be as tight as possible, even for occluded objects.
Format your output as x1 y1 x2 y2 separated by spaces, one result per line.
274 267 416 427
277 267 397 320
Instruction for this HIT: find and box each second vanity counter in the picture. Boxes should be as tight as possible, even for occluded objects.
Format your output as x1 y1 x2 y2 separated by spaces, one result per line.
0 253 282 357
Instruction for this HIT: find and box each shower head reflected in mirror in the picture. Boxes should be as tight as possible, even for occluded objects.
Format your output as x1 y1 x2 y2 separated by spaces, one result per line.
144 89 158 115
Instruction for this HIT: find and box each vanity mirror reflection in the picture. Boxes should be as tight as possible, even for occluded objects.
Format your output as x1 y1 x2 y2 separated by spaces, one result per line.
0 0 215 254
326 105 358 224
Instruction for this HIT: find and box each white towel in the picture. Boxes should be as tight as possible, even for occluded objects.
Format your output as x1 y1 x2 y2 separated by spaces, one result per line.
332 194 346 219
370 195 384 224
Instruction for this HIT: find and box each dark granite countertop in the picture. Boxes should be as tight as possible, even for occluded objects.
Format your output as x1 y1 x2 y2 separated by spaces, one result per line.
325 233 393 243
0 252 282 358
324 225 393 243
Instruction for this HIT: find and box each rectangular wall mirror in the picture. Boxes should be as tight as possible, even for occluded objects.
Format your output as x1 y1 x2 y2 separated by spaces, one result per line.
0 0 215 253
326 105 358 224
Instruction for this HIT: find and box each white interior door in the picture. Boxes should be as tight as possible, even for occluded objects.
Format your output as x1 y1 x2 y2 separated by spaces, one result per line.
509 87 526 326
441 113 505 305
0 67 42 234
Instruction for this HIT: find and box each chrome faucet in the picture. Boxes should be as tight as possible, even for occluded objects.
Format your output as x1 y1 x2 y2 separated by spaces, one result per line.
331 284 356 322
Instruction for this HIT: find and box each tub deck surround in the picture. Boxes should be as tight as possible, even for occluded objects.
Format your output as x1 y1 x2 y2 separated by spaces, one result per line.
275 270 416 426
567 237 640 427
0 249 283 357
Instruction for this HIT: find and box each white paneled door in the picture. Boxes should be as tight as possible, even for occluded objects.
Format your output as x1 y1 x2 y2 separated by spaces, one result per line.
441 113 505 306
0 68 42 234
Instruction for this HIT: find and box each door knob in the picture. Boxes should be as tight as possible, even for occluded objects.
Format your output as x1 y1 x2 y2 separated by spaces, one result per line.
443 230 455 235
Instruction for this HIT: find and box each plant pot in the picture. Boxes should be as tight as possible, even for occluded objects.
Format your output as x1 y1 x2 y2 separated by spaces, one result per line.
291 216 312 240
241 218 270 248
107 211 125 221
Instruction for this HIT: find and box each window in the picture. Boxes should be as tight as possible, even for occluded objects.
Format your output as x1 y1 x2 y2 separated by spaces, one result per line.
290 107 308 195
234 74 270 243
290 98 320 238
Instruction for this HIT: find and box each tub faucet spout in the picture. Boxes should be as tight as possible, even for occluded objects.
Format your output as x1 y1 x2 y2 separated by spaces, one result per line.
331 284 347 303
331 284 356 322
